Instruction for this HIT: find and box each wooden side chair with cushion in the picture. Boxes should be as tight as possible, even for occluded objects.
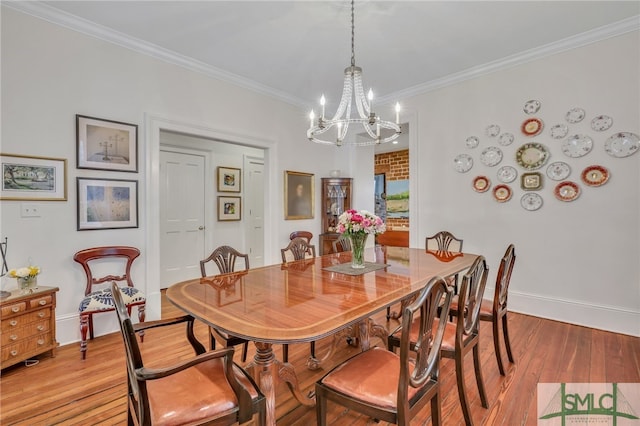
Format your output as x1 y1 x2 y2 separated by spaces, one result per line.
449 244 516 375
111 282 266 426
389 256 489 426
289 230 313 244
280 237 317 362
426 231 464 293
316 276 453 426
74 246 146 360
332 235 351 253
200 245 250 362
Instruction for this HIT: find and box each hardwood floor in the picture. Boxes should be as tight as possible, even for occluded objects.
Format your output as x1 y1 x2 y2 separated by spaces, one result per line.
1 294 638 425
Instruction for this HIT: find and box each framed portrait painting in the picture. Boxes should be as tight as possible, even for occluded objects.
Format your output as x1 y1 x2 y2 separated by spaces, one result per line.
0 153 67 201
77 177 138 230
285 170 314 220
217 167 241 192
76 115 138 172
218 196 241 221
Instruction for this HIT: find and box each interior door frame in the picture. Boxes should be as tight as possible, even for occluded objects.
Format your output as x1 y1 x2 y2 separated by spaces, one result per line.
145 113 278 320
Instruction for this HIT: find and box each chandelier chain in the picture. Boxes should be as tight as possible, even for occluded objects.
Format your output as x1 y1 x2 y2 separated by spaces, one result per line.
350 0 355 68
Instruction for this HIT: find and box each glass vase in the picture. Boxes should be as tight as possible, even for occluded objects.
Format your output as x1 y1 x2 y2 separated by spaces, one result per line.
349 233 368 269
17 276 37 293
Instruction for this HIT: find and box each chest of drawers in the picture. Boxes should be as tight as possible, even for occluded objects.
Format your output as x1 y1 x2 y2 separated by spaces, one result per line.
1 286 59 369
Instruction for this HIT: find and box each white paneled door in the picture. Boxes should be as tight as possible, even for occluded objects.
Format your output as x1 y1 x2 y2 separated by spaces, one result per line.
245 157 265 267
160 150 206 289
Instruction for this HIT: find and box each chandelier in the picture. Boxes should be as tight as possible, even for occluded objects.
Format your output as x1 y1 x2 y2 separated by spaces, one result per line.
307 0 401 146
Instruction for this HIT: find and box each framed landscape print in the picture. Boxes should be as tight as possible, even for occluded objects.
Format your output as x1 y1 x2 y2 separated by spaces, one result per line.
0 153 67 201
76 115 138 172
285 170 314 220
77 177 138 230
218 196 241 221
217 167 241 192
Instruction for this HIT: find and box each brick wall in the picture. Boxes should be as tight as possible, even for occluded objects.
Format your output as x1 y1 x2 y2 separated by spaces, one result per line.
374 149 409 229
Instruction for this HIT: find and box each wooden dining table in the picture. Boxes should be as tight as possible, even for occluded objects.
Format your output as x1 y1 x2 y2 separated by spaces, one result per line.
166 245 479 425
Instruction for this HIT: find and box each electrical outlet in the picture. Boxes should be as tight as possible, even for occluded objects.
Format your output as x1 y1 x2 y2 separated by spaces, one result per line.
20 203 41 218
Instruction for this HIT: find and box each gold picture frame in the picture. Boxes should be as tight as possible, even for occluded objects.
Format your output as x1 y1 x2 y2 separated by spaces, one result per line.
217 166 241 192
218 196 241 221
285 170 314 220
1 153 67 201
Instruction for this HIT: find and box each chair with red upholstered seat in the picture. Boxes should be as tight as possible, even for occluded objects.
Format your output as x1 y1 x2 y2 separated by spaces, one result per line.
74 246 146 360
426 231 464 293
389 255 489 426
449 244 516 376
200 245 250 363
332 235 351 253
111 282 266 426
316 276 453 426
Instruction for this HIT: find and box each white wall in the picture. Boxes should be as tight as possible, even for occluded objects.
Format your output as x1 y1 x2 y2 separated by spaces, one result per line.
0 8 336 345
405 31 639 336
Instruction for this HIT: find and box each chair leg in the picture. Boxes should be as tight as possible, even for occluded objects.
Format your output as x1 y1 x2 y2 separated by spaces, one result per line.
310 341 316 358
454 352 474 426
88 314 94 340
241 341 248 363
137 304 146 342
282 344 289 363
209 328 217 351
502 313 515 364
431 390 441 426
472 344 489 408
493 317 506 376
315 387 327 426
80 314 89 360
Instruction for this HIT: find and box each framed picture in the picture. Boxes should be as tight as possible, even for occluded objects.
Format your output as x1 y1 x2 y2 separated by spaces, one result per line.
76 115 138 172
1 153 67 201
218 196 241 221
77 177 138 230
217 166 241 192
285 170 314 220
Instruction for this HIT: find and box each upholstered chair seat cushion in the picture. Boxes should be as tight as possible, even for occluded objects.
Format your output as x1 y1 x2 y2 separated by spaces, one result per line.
79 286 145 313
448 296 492 319
146 361 260 426
318 347 420 410
390 318 458 352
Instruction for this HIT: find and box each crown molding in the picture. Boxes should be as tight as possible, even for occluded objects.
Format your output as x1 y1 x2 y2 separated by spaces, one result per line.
5 2 638 109
378 15 640 105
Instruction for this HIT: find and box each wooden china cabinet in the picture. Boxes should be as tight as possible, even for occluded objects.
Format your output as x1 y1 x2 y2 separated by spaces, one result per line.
319 177 352 255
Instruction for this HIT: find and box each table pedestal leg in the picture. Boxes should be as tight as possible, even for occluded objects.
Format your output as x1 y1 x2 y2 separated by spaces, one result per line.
247 342 315 426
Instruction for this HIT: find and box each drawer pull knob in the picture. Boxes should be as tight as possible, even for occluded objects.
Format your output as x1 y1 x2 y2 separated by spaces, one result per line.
37 325 45 331
11 306 20 313
37 339 45 345
39 300 46 306
38 312 45 318
10 335 18 341
10 320 18 326
10 350 17 356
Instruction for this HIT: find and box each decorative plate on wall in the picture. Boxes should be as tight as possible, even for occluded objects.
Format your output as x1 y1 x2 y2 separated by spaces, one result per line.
493 184 512 202
550 124 569 139
473 176 491 192
604 132 639 158
521 172 543 191
521 118 544 136
546 162 571 181
521 193 543 211
486 124 501 137
581 165 610 187
561 134 593 158
497 165 518 183
454 154 474 173
465 136 480 149
480 146 503 166
516 142 549 170
590 115 613 132
498 132 514 146
565 107 586 123
554 181 580 202
523 100 541 114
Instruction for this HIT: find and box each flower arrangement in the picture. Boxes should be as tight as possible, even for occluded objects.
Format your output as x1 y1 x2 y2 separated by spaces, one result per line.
336 209 386 235
9 265 40 279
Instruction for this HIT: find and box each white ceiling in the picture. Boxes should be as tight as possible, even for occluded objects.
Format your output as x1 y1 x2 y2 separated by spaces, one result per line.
6 1 639 152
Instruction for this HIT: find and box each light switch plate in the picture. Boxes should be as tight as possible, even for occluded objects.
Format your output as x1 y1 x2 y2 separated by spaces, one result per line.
20 203 41 217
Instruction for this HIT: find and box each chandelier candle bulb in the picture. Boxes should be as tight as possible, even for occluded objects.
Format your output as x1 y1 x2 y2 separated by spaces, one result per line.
395 103 401 124
320 95 326 119
368 88 374 110
309 110 315 129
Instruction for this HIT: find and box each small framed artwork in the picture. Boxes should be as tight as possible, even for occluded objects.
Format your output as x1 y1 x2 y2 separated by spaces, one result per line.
217 167 241 192
77 177 138 230
76 115 138 172
218 196 241 221
1 153 67 201
285 170 314 220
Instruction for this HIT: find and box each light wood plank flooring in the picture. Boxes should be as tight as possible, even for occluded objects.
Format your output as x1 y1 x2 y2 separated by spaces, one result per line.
1 294 638 425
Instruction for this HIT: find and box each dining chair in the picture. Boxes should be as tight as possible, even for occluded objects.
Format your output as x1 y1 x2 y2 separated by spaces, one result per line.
111 282 266 426
316 276 453 426
289 230 313 244
74 246 146 360
449 244 516 375
280 237 317 362
388 255 489 426
426 231 464 293
200 245 250 362
332 234 351 253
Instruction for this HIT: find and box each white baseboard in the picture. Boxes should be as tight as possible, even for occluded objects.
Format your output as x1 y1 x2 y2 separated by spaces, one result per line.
506 289 640 337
